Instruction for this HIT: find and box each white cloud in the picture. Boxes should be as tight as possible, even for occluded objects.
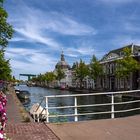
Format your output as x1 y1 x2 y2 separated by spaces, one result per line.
5 47 57 76
65 53 79 58
45 13 96 36
9 3 96 43
64 44 104 59
10 37 26 42
111 35 140 48
77 47 94 55
15 27 61 49
11 59 48 77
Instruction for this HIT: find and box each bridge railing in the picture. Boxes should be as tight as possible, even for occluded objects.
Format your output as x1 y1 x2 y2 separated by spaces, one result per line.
34 89 140 123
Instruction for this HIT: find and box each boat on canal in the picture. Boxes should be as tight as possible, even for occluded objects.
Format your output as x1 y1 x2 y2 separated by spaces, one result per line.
16 90 30 100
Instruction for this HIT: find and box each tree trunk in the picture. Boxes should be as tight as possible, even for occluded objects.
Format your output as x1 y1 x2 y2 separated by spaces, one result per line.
124 77 128 90
80 79 83 89
96 77 101 90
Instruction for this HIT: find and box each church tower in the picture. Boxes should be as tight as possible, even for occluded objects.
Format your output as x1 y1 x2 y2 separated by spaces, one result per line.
55 51 70 69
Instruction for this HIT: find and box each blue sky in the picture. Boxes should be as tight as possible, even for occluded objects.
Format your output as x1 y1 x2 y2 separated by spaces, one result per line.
4 0 140 79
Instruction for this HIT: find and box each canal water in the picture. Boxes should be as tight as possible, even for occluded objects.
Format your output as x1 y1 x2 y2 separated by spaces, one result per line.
15 85 140 122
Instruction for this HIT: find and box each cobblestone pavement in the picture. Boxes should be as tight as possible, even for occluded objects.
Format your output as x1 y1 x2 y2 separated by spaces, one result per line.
6 94 23 123
6 123 59 140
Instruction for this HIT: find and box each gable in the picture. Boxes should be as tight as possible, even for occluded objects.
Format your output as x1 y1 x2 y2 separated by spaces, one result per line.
103 53 119 61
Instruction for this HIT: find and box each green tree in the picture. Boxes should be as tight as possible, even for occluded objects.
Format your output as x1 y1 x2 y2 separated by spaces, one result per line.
75 59 89 88
32 74 44 86
0 0 13 81
44 72 56 86
71 62 77 70
31 72 56 87
89 55 103 89
0 50 11 80
56 67 65 82
116 47 140 89
0 0 13 50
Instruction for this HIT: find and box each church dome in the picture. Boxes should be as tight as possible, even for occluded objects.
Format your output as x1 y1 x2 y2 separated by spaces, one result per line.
55 52 70 69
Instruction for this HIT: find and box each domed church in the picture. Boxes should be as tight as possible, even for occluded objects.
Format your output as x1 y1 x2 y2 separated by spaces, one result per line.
54 52 72 88
55 51 70 70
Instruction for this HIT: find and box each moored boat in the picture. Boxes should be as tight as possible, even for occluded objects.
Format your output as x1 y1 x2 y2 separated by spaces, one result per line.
16 90 30 100
15 89 20 94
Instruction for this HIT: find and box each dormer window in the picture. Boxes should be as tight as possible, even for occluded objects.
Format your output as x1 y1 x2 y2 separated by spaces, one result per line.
106 53 118 60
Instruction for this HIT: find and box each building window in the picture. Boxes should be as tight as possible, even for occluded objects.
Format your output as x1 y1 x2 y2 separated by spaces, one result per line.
120 78 124 88
120 51 124 56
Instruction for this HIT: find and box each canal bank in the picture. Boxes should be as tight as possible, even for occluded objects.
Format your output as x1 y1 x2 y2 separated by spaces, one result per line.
33 84 96 93
6 86 32 123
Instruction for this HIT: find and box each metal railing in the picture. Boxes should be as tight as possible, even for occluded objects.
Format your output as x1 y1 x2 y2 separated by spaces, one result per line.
34 89 140 123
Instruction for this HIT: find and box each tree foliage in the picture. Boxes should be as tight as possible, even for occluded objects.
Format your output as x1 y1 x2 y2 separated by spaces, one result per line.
32 72 56 86
32 74 45 82
0 0 13 81
44 72 56 83
56 67 65 81
89 55 103 80
116 47 140 78
0 50 11 80
75 59 89 87
71 62 78 70
0 0 13 50
89 55 103 89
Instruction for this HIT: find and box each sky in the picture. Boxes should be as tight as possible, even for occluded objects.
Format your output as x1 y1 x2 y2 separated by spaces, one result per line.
4 0 140 79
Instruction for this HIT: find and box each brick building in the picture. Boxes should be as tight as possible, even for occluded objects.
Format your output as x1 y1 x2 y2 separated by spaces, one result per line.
100 44 140 91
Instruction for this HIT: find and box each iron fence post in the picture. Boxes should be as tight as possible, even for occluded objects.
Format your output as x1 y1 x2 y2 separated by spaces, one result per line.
74 96 78 122
111 93 115 119
45 97 49 123
37 114 39 122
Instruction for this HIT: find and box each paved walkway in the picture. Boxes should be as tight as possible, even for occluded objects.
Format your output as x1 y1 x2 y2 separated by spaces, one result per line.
6 94 23 123
48 115 140 140
6 123 59 140
5 89 59 140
